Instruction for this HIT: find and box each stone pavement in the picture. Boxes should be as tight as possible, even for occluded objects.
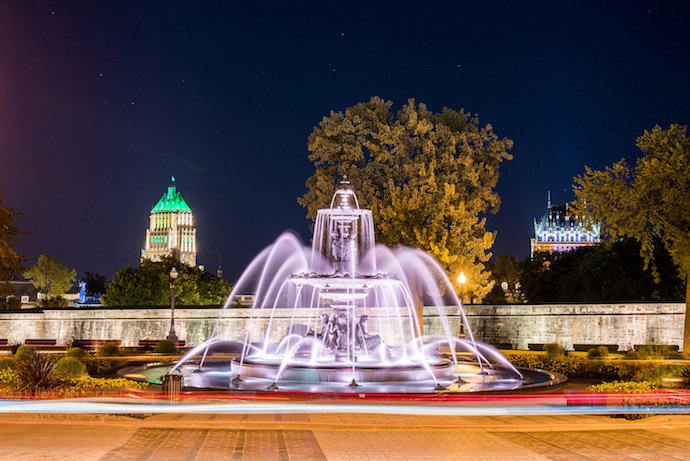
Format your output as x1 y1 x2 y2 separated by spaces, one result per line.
1 412 690 460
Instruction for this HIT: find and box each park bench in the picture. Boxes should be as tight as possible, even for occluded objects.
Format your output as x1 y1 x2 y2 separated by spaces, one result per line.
573 344 619 353
0 339 7 348
527 343 545 351
25 339 59 349
74 339 121 352
138 339 186 351
490 342 514 350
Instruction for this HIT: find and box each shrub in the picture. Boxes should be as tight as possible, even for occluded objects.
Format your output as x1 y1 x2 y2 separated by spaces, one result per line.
543 356 583 376
85 357 127 376
66 376 149 391
589 380 660 392
544 343 565 358
16 345 36 360
153 340 178 355
53 357 87 379
0 357 17 371
587 346 610 358
97 343 121 357
0 368 17 384
66 347 87 358
15 349 57 393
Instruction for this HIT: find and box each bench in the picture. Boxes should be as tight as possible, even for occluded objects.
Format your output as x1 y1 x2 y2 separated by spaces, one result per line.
528 343 545 351
138 339 186 351
0 339 7 348
573 344 619 353
25 339 59 349
490 342 514 350
73 340 121 352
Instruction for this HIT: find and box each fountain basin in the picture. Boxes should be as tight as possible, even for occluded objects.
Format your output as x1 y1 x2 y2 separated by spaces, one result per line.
232 356 454 382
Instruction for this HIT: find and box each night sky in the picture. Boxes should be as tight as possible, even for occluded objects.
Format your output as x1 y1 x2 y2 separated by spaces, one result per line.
1 1 689 282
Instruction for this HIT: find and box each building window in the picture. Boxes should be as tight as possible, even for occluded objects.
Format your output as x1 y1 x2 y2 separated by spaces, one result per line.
21 295 29 303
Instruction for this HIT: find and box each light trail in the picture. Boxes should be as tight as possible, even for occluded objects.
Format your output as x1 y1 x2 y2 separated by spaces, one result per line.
0 398 688 417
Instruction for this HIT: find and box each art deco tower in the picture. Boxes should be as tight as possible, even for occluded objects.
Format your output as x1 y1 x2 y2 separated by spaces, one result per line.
141 178 197 266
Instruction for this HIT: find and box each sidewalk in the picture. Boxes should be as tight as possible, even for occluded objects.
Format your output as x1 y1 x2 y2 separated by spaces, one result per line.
1 411 690 460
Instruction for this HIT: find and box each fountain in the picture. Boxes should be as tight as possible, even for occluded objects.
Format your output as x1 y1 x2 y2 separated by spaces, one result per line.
165 178 563 393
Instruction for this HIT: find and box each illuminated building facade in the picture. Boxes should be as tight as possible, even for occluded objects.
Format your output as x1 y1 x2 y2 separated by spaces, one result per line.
530 194 601 257
141 178 197 266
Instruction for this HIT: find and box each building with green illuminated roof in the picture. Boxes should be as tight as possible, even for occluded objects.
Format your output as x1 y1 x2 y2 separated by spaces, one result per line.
141 178 197 266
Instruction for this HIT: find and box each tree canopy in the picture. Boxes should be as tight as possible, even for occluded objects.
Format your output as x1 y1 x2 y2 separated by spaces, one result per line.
82 272 108 295
299 97 513 299
517 239 683 303
23 254 75 296
0 178 26 303
573 124 690 351
102 257 231 307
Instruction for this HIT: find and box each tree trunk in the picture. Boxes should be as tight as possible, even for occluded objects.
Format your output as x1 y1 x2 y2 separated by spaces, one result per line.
684 270 690 354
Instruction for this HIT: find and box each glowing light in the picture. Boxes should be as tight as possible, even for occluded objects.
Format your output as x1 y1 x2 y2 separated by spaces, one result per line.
457 272 467 284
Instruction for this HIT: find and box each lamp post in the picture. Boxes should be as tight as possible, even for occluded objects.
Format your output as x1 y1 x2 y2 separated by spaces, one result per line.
457 271 467 304
167 267 179 342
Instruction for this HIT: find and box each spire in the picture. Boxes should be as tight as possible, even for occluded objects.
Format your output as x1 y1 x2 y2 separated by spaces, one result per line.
547 190 551 208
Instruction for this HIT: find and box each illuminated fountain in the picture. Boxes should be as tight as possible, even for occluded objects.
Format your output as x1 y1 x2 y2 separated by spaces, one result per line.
169 178 562 393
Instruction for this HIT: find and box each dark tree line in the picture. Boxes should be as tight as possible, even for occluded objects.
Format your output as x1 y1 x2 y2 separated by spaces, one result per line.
486 238 684 304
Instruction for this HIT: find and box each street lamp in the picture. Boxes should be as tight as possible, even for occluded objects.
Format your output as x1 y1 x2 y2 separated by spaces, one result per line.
457 272 467 305
167 267 179 342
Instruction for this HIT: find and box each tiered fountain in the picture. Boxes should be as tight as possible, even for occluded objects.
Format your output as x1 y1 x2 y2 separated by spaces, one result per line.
168 179 562 393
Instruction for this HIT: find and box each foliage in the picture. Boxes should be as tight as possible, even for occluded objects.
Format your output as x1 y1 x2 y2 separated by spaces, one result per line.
153 339 178 354
85 357 127 375
82 272 108 295
485 255 524 303
66 347 87 358
634 344 685 359
519 239 683 303
102 257 230 306
96 343 121 357
482 283 508 304
543 356 583 376
23 254 76 299
16 345 36 360
299 97 513 300
15 349 57 392
587 346 610 358
573 124 690 351
39 295 69 308
0 367 18 384
544 343 565 358
64 376 149 391
589 380 660 392
505 353 545 370
0 296 21 310
0 177 27 300
0 357 16 370
53 357 87 379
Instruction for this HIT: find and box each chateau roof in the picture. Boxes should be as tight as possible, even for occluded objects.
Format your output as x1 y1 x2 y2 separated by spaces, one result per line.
152 183 191 213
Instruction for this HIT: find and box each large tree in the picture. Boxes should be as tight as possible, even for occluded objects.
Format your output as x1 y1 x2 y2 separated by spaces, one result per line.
102 257 231 307
299 97 513 300
573 124 690 351
0 178 26 303
23 254 76 307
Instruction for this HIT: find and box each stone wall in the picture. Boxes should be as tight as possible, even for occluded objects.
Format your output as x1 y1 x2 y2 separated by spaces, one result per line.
461 303 686 351
0 302 685 351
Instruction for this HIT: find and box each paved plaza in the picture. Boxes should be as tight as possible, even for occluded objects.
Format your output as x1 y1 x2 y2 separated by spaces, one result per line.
1 411 690 460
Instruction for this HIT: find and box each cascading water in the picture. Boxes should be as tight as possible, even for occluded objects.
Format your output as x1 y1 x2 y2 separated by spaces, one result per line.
167 178 563 393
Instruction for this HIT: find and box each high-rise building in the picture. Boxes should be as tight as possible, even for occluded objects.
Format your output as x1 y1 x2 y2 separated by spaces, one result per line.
530 192 601 257
141 178 197 266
